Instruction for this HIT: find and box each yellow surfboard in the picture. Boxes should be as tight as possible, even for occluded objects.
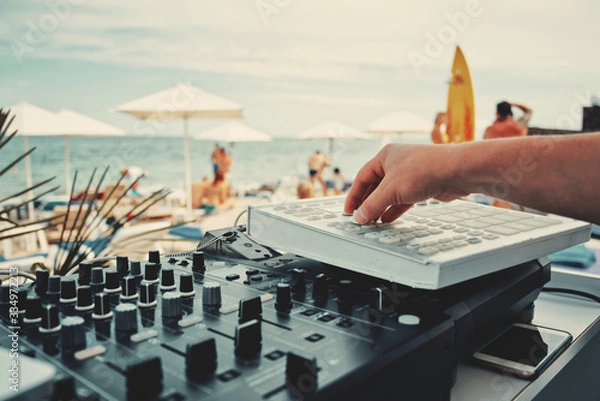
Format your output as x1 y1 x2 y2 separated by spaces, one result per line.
446 46 475 143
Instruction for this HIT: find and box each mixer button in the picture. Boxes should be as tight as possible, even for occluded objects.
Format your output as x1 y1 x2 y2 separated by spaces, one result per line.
186 337 217 380
126 356 163 400
234 319 262 358
238 296 262 324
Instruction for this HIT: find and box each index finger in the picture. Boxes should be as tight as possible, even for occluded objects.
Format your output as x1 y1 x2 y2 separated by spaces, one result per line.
343 157 384 215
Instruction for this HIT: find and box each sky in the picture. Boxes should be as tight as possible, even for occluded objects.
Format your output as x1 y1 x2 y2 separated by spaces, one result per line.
1 0 599 138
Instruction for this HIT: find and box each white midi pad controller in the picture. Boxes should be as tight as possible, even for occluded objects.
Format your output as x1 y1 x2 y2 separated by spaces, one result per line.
247 196 591 289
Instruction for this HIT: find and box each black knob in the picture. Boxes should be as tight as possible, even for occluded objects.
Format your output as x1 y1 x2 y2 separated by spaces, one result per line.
61 316 87 350
179 274 195 297
148 250 161 266
40 304 61 333
121 276 138 303
138 282 156 307
338 279 353 304
78 262 92 285
161 291 182 319
90 267 105 293
313 274 328 299
47 276 61 304
75 285 94 313
186 338 217 380
60 278 77 305
234 319 262 358
160 268 176 292
276 283 293 313
17 287 27 314
130 261 143 283
202 282 222 307
192 251 205 271
286 351 318 394
93 292 112 319
52 376 77 401
114 303 137 333
24 296 42 323
291 269 306 293
35 269 49 296
144 263 159 283
116 256 130 279
104 269 121 294
238 296 262 324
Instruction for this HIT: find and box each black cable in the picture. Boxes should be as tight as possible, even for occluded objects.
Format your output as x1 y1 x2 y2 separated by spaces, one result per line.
542 287 600 303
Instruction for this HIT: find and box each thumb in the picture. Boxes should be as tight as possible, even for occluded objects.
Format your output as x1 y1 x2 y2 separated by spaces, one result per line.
353 180 394 224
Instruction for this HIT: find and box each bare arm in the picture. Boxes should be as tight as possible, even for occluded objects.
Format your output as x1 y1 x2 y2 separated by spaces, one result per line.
344 134 600 225
511 102 532 125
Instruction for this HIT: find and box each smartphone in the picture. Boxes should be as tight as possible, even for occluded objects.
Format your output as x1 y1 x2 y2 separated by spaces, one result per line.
472 322 572 379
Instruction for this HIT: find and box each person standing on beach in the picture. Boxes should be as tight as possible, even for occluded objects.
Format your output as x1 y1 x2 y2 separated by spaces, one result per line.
308 150 330 196
332 167 345 195
484 101 532 139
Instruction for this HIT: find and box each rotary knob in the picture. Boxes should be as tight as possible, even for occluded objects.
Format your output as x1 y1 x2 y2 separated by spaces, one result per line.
116 256 130 279
160 268 176 292
61 316 87 351
313 274 328 299
179 274 195 298
161 291 182 319
90 267 105 293
78 262 92 285
144 263 159 284
192 251 205 271
46 276 62 304
121 276 138 303
148 250 161 266
92 292 113 320
114 303 138 333
130 261 143 285
40 304 61 333
75 285 94 314
35 269 49 296
275 283 292 313
202 282 222 308
23 296 42 325
138 282 157 308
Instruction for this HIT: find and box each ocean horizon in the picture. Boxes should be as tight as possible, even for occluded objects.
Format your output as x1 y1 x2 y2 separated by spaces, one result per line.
2 134 433 199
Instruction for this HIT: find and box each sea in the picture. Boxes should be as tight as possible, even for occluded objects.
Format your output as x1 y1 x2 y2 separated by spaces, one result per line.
1 134 430 199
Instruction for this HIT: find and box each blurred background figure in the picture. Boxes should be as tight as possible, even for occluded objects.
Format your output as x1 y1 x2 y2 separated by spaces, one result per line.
308 150 330 196
120 166 148 197
297 181 315 199
431 112 449 144
332 167 345 195
211 143 221 173
484 101 532 139
191 170 234 212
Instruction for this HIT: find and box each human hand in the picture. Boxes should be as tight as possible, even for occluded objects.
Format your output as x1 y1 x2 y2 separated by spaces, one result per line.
343 144 469 224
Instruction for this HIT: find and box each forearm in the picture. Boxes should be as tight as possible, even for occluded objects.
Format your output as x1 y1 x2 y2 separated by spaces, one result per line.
449 134 600 224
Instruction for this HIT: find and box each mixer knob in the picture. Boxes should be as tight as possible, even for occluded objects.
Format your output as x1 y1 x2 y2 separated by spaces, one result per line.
161 291 182 320
144 263 159 283
291 268 306 293
286 351 318 394
60 278 77 314
116 256 130 279
234 319 262 358
238 296 262 324
90 267 105 293
148 250 161 266
24 296 42 324
92 292 113 320
275 283 292 313
338 279 353 305
313 273 328 299
202 282 222 308
17 287 27 315
75 285 94 313
35 268 49 296
192 251 205 271
78 262 92 285
130 261 143 285
114 303 138 333
46 276 61 304
138 282 157 308
61 316 87 351
40 304 61 333
160 268 176 292
119 276 138 304
179 274 195 298
186 338 217 380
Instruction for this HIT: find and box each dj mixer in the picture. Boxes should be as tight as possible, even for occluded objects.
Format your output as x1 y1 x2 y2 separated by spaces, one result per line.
0 223 554 401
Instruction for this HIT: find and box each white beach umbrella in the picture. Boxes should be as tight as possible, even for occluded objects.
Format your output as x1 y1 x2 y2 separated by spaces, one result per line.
54 109 126 191
367 110 432 148
8 102 65 218
194 121 272 144
116 84 243 213
297 119 369 165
